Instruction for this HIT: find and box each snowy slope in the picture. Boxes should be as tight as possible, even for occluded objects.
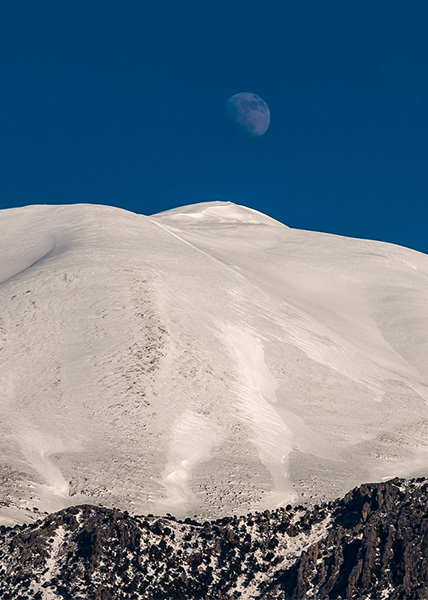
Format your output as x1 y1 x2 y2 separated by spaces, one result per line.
1 201 428 524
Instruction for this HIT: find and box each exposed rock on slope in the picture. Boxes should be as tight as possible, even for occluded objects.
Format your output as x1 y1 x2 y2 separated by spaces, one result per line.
0 478 427 599
267 478 428 599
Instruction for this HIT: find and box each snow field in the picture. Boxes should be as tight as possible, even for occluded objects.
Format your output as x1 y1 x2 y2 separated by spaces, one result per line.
1 201 428 524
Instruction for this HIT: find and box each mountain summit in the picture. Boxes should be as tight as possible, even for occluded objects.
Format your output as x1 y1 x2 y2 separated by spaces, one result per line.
1 202 428 525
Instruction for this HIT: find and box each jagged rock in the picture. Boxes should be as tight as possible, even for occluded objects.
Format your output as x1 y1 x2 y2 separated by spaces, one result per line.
266 478 428 599
0 479 427 598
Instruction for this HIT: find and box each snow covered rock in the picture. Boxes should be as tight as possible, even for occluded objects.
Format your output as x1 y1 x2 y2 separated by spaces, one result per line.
0 478 427 599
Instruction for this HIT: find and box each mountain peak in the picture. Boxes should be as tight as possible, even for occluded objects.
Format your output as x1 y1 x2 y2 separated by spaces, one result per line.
152 200 284 228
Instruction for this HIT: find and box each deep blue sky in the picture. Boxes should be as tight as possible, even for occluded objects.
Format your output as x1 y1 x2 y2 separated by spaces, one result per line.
1 1 427 253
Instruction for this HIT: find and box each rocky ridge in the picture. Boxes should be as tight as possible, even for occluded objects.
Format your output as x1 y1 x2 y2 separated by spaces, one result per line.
0 478 427 599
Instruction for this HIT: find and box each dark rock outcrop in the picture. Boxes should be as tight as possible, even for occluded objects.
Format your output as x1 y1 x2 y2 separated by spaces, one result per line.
266 477 428 599
0 478 427 599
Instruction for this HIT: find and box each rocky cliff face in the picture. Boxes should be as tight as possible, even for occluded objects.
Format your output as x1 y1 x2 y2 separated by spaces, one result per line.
267 478 428 599
0 478 427 599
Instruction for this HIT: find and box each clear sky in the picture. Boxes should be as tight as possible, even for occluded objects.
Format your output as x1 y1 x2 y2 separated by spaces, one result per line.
1 1 427 253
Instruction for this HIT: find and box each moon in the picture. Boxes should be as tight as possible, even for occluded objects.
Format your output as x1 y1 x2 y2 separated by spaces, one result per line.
226 92 270 137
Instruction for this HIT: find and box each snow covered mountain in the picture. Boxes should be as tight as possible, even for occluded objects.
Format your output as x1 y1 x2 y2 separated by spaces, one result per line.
1 201 428 525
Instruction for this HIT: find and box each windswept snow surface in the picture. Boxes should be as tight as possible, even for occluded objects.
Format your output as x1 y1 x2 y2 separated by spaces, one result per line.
1 201 428 524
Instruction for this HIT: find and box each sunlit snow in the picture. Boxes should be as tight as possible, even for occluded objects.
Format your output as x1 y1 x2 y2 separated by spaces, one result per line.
1 201 428 525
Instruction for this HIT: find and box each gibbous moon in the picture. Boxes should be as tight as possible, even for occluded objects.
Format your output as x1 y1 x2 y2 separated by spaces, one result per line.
226 92 270 137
